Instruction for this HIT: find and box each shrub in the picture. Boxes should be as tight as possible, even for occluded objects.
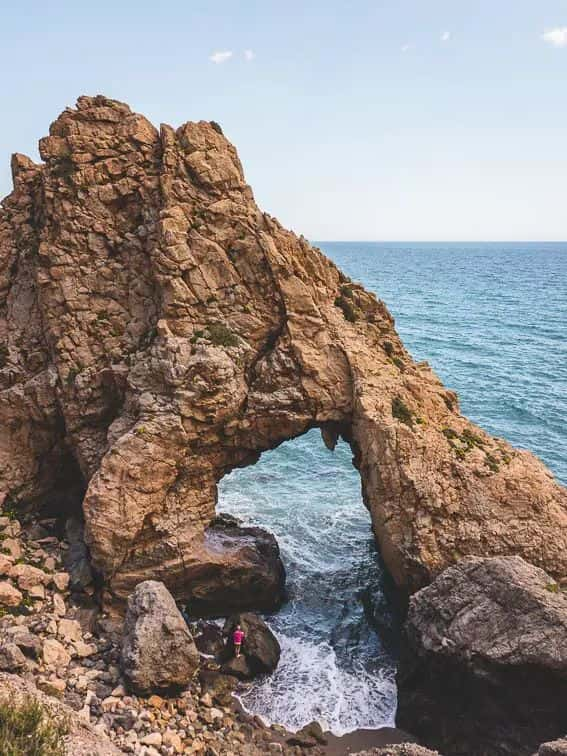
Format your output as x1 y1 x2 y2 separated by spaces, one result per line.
207 323 239 347
383 341 394 357
0 697 67 756
334 295 359 323
392 397 413 427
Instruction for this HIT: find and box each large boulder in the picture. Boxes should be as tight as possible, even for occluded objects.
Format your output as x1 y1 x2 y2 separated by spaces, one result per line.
537 740 567 756
222 612 280 678
120 581 199 694
397 556 567 756
184 514 286 616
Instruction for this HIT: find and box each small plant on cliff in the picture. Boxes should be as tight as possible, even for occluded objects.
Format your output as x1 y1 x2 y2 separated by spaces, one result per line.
392 397 413 427
383 341 394 357
545 582 560 594
0 697 67 756
206 323 239 347
334 295 359 323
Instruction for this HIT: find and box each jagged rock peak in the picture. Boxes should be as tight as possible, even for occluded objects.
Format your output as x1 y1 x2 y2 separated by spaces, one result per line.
1 95 566 607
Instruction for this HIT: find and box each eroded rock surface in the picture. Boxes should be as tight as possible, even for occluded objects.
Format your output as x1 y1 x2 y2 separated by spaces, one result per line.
397 556 567 755
1 95 567 607
120 580 199 694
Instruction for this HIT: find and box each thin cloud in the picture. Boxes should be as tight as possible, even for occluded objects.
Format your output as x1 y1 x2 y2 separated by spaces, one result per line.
542 27 567 47
244 49 255 61
401 44 413 53
441 31 451 42
209 50 233 64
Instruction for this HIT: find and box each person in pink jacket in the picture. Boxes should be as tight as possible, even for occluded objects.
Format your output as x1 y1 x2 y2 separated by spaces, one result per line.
232 625 245 657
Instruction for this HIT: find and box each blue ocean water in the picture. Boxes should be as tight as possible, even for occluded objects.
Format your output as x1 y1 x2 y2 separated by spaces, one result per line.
218 242 567 735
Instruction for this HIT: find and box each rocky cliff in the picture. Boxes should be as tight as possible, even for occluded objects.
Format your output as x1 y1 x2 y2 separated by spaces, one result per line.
1 95 566 608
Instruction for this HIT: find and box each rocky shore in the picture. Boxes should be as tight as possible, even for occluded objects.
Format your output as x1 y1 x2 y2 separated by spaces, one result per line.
0 511 422 755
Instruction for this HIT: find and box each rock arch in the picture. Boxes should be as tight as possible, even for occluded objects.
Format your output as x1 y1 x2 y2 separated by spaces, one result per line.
1 96 566 608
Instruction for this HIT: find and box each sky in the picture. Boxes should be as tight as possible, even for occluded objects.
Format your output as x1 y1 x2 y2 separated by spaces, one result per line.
1 0 567 241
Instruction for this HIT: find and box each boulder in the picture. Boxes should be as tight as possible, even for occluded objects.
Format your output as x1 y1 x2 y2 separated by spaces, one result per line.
9 562 50 590
397 556 567 756
222 612 280 676
194 621 226 657
184 514 286 616
0 642 27 672
42 638 71 668
538 740 567 756
7 628 43 659
120 580 199 694
287 720 327 747
0 580 22 607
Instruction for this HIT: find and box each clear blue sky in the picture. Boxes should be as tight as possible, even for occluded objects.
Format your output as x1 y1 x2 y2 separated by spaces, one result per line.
2 0 567 240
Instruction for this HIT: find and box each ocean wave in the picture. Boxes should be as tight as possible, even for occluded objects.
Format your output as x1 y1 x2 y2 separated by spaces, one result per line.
235 633 397 736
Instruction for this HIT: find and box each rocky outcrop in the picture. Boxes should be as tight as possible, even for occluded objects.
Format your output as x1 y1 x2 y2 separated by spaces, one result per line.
221 611 280 678
1 95 566 609
397 556 567 755
120 580 199 694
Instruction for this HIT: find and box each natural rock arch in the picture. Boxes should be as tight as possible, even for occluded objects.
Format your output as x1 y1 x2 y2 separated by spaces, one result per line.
1 96 566 608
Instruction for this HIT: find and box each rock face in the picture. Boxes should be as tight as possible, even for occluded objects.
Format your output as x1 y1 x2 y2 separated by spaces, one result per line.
397 556 567 755
1 95 567 608
120 580 199 694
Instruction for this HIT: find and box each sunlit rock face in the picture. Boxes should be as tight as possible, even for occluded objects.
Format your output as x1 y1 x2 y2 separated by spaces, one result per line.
1 95 566 608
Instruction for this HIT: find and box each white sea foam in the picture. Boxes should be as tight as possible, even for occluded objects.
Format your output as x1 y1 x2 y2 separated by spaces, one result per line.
235 632 397 736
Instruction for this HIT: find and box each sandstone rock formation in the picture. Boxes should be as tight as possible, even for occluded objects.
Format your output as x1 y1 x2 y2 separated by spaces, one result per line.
120 580 199 694
397 556 567 755
1 95 567 608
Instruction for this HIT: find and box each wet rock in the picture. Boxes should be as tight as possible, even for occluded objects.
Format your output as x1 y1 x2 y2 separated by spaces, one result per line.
223 612 280 675
198 669 237 705
220 653 254 680
120 581 199 694
194 621 226 657
287 720 327 747
397 556 567 756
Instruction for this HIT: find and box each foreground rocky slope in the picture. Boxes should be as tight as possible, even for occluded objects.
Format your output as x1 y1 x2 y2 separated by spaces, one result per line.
397 556 567 755
1 95 566 607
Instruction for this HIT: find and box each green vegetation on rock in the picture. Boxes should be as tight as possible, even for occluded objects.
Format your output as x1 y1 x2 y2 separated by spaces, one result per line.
0 697 67 756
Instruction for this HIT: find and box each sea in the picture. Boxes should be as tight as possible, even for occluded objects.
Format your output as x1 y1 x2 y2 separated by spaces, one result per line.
218 242 567 735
